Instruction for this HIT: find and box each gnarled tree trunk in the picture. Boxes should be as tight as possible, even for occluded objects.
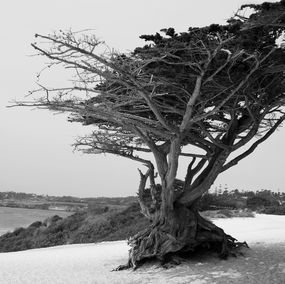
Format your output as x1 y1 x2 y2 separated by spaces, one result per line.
116 148 247 270
117 183 247 270
117 200 246 270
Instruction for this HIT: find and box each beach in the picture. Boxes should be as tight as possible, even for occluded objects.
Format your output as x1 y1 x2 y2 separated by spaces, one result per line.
0 214 284 283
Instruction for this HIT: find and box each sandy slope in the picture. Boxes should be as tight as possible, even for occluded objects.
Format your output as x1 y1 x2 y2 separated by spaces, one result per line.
0 214 284 284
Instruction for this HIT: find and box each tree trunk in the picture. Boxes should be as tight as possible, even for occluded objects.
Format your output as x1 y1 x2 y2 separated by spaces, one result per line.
115 149 247 271
116 201 247 270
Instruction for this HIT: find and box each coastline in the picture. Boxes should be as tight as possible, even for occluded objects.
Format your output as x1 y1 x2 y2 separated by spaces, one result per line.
0 206 72 236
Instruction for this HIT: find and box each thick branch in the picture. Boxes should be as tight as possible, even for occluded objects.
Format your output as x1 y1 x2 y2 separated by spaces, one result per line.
138 91 177 134
179 150 229 205
180 75 203 132
180 152 207 158
137 169 152 219
190 48 276 125
184 157 196 191
166 137 181 186
222 115 285 172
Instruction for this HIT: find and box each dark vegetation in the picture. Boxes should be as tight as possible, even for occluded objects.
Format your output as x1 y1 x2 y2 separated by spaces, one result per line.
199 188 285 217
0 203 148 253
199 188 284 211
260 205 285 215
0 188 284 253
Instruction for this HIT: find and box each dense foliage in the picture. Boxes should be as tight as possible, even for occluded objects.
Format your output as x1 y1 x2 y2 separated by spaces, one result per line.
199 188 284 210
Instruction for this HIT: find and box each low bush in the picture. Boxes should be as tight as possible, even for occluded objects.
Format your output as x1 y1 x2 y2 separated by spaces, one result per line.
29 221 43 228
201 209 255 219
217 209 234 218
234 209 255 217
247 196 279 209
259 205 285 215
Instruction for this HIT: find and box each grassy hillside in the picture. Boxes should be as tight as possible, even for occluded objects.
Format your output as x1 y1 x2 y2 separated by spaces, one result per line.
0 203 149 252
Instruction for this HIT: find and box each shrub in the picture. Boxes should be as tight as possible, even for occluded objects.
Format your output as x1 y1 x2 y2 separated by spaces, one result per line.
217 209 233 218
201 209 255 219
29 221 43 228
0 202 148 252
259 205 285 215
234 209 255 218
247 196 279 209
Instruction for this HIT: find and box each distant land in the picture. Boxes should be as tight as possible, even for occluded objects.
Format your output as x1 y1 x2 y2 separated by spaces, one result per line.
0 191 137 213
1 188 285 214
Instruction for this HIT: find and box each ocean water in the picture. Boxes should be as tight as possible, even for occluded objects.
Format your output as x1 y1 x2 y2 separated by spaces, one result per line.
0 207 72 235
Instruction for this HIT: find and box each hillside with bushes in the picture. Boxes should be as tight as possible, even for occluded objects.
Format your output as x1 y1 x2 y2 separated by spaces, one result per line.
199 188 284 210
0 188 284 253
0 203 149 252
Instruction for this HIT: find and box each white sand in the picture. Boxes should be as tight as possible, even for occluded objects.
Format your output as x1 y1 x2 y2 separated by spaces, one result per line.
213 214 285 243
0 214 284 284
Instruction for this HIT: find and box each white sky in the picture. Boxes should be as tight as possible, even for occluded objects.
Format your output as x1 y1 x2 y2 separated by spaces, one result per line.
0 0 284 197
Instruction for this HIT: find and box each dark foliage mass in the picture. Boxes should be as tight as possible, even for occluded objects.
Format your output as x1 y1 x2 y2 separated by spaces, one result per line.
199 188 283 210
260 205 285 215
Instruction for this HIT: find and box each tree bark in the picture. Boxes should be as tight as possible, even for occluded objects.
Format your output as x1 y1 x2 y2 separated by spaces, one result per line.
178 150 230 205
116 198 247 270
115 202 247 270
115 148 246 271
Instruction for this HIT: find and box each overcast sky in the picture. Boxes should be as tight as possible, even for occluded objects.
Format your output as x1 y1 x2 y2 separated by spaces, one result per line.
0 0 284 197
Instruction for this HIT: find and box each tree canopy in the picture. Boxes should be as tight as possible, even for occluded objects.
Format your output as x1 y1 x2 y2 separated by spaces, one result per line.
18 1 285 205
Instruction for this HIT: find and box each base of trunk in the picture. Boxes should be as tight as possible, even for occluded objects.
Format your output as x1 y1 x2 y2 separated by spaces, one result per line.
115 206 248 270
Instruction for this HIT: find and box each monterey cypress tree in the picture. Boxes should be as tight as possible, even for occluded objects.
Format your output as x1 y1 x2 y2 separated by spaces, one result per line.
14 1 285 269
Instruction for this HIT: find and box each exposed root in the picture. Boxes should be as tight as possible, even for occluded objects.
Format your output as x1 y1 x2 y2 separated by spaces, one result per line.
112 261 132 271
114 207 249 271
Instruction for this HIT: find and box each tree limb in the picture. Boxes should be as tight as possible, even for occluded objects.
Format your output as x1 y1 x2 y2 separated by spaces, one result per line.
221 115 285 172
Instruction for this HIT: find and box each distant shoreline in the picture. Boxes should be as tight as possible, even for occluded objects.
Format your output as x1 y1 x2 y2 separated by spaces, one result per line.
0 204 70 212
0 206 73 236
